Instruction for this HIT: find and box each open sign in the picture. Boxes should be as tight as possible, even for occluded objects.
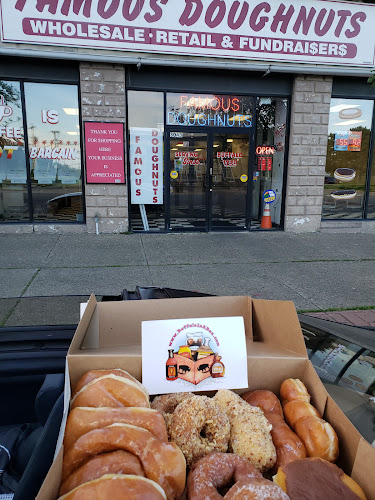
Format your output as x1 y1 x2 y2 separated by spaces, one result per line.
256 146 275 156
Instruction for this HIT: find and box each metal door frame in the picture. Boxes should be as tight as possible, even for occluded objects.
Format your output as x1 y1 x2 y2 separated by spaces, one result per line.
165 125 254 232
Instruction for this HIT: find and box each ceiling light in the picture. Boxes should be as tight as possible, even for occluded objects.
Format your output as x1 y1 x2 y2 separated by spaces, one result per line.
66 131 79 135
227 139 233 143
332 119 365 126
330 104 360 113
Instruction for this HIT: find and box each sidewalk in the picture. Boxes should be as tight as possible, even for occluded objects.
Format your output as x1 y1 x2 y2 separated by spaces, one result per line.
1 231 374 327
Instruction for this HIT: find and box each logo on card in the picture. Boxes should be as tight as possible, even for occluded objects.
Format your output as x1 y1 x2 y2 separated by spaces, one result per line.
0 96 13 122
165 323 225 385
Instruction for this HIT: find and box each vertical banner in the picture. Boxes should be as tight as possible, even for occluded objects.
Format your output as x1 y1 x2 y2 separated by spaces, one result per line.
130 127 163 205
85 122 125 183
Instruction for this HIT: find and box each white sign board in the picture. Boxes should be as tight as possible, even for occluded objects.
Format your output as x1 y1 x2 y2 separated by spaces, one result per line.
130 127 163 205
142 316 248 395
1 0 375 67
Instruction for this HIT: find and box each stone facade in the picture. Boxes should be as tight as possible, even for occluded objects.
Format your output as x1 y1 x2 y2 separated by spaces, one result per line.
80 63 128 233
285 75 333 232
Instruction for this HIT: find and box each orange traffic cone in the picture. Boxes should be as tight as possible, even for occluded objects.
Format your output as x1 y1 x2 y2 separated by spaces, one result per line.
260 203 272 229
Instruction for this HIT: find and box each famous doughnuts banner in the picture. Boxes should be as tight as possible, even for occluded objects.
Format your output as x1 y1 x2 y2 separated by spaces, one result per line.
142 316 248 395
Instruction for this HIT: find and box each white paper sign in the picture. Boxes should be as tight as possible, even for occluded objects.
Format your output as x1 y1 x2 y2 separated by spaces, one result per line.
142 316 248 395
130 127 163 205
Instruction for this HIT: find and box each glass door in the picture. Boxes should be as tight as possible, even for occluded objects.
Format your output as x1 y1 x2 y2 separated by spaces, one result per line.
211 134 250 230
168 131 209 231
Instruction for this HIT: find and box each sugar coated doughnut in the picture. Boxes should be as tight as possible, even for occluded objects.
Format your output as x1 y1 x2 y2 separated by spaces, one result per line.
59 450 145 496
187 452 262 500
57 474 167 500
169 395 230 467
214 390 276 472
273 458 367 500
225 478 290 499
280 379 310 406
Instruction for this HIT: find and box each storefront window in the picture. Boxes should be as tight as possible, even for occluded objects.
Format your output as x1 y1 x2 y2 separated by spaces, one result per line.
253 97 288 228
128 90 164 231
323 98 373 219
24 83 83 222
0 81 29 221
368 152 375 219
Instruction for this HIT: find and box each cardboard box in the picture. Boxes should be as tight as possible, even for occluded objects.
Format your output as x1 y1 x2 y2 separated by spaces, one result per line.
37 295 375 500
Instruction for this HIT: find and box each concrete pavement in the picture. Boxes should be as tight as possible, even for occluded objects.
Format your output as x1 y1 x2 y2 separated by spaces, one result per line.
0 231 374 327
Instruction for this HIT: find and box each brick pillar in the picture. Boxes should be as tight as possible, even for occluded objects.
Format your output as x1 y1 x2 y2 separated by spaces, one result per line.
80 63 128 233
284 75 332 232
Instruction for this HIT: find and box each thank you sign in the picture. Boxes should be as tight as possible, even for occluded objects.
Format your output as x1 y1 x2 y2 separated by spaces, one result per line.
1 0 375 67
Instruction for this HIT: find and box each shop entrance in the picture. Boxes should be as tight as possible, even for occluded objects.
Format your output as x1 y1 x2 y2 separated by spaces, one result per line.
167 130 251 231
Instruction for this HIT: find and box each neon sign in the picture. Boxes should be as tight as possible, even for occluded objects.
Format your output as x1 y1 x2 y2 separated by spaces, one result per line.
256 146 275 155
180 95 240 112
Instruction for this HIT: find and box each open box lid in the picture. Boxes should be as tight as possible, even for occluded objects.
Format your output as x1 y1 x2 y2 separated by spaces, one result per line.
68 295 307 358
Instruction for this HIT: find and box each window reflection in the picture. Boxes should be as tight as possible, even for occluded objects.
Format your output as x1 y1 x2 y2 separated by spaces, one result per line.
0 81 29 221
323 98 373 219
24 83 83 222
128 91 165 231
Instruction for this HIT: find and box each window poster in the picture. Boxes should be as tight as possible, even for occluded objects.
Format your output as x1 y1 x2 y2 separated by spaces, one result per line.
334 131 362 152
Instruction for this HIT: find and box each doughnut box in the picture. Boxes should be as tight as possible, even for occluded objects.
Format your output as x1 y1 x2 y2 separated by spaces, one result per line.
36 295 375 500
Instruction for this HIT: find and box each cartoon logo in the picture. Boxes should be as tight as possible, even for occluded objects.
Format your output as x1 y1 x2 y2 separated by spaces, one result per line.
0 96 13 122
166 323 225 385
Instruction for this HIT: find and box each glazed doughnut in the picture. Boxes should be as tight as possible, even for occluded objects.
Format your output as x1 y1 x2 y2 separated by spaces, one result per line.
62 423 186 500
151 392 194 433
187 452 262 500
273 457 367 500
59 450 145 495
242 391 306 470
63 407 168 451
280 379 310 406
294 416 339 462
70 374 150 410
242 390 283 416
283 401 322 430
169 395 230 467
214 390 276 472
72 369 148 398
57 474 167 500
225 478 290 499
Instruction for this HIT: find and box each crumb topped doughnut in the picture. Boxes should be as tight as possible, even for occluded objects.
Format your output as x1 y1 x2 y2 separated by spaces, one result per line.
151 392 194 434
214 389 276 472
169 395 230 467
187 452 262 500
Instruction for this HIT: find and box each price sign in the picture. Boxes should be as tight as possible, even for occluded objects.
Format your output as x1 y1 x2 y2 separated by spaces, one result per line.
348 131 362 151
334 131 349 151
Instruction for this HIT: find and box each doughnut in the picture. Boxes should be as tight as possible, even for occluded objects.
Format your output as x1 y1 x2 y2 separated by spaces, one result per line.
151 392 194 434
57 474 167 500
273 457 367 500
214 390 276 472
62 423 186 500
294 416 339 462
334 168 356 182
187 452 262 499
330 189 356 200
279 379 310 406
71 369 148 398
242 390 283 416
70 374 150 410
283 400 322 430
168 395 230 467
225 478 290 499
339 107 362 119
63 407 168 451
242 391 306 471
59 450 145 495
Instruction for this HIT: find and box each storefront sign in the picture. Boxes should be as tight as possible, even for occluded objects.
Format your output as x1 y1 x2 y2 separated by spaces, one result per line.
130 127 163 204
170 170 178 179
2 0 374 67
240 174 248 183
85 122 124 183
334 131 362 152
256 146 275 155
217 151 242 167
258 156 272 171
263 189 276 203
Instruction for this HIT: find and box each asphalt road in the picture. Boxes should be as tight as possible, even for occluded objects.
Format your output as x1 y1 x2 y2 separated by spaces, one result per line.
0 231 374 326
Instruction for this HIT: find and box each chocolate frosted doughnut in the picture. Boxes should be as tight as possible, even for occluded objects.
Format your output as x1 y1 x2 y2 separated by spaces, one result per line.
169 395 230 467
187 452 262 500
330 189 356 200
